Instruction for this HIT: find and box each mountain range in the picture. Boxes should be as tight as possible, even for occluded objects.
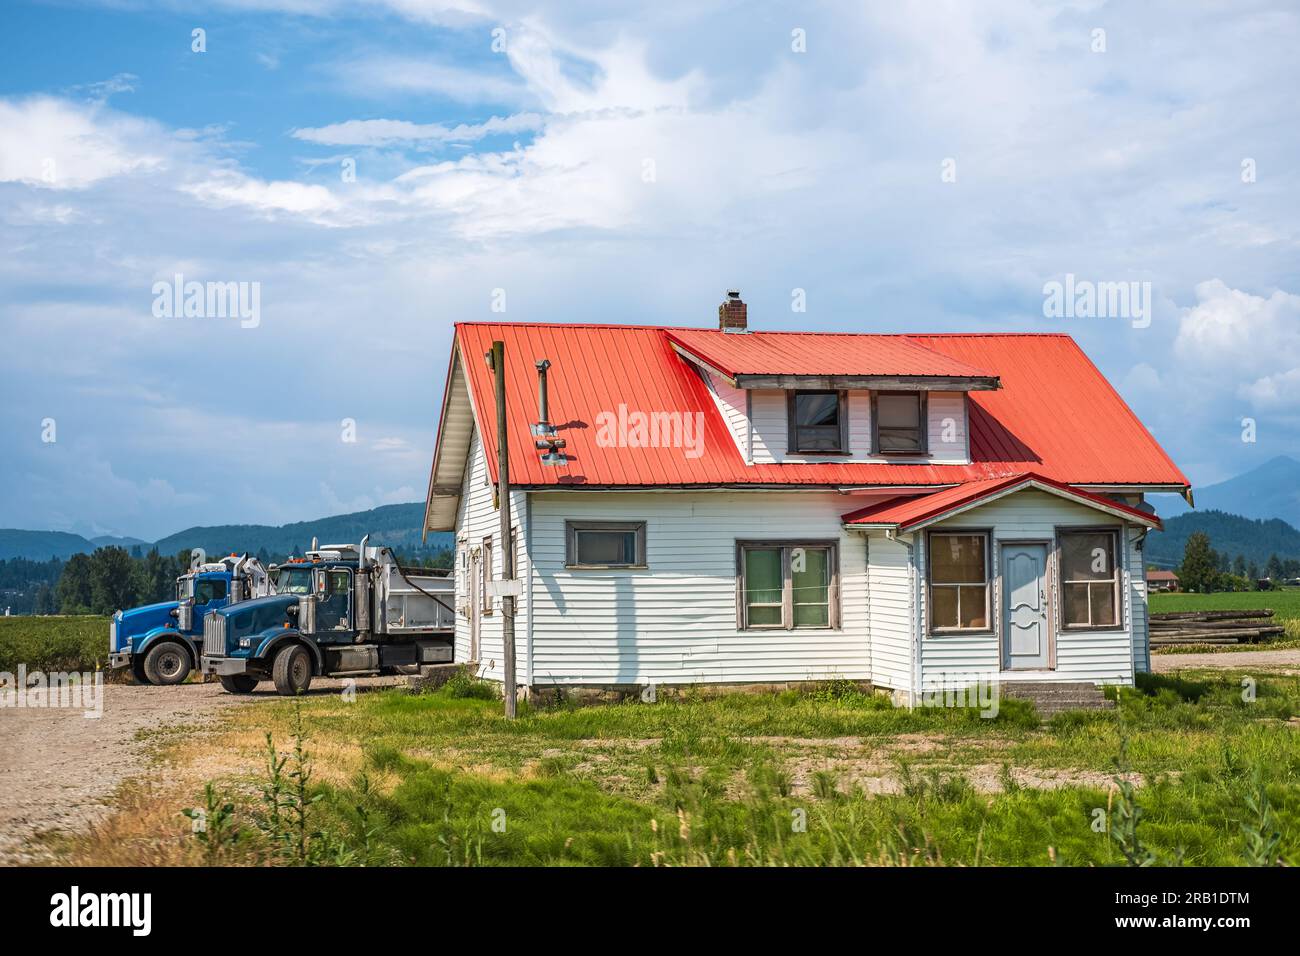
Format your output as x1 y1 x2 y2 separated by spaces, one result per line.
1158 455 1300 528
4 457 1300 566
0 503 452 562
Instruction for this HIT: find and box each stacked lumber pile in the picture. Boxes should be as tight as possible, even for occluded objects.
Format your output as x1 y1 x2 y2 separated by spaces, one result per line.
1149 608 1283 646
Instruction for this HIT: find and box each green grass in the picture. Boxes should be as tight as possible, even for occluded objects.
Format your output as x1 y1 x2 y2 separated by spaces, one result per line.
1150 587 1300 622
0 615 108 673
190 671 1300 867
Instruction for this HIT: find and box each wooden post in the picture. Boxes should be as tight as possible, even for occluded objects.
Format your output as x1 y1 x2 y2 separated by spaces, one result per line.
492 340 517 719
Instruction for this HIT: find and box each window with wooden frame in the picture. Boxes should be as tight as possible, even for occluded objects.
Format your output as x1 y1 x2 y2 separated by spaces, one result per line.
737 541 840 630
872 391 927 454
480 535 493 615
565 521 647 569
927 531 991 633
1058 529 1120 629
788 390 847 454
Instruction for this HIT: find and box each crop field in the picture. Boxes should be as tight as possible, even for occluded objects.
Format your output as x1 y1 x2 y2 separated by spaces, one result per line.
54 669 1300 868
1150 588 1300 622
0 615 108 673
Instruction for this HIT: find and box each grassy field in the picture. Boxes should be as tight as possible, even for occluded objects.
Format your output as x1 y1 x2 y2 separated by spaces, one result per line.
1150 587 1300 621
1149 588 1300 651
62 670 1300 867
0 615 108 673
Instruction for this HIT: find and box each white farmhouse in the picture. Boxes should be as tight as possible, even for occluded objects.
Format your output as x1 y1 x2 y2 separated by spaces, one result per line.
424 293 1190 703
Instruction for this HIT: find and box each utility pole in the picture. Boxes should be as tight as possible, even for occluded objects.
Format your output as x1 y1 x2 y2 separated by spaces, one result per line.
491 339 518 719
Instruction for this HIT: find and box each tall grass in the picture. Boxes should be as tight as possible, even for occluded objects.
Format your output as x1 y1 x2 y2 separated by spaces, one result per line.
174 671 1298 867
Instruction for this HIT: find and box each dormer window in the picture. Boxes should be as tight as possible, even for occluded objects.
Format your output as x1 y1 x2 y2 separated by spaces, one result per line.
873 392 927 454
788 390 847 454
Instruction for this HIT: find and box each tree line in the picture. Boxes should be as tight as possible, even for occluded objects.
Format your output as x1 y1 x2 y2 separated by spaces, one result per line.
1175 531 1299 593
3 544 452 616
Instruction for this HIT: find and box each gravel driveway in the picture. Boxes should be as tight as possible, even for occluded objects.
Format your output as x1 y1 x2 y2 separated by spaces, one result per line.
1151 647 1300 673
0 676 402 863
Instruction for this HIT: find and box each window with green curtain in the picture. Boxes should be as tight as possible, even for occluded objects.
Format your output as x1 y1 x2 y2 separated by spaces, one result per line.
743 548 783 627
740 542 836 629
792 546 830 627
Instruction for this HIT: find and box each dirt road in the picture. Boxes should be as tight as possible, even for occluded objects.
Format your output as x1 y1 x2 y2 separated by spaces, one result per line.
0 676 402 863
1152 647 1300 673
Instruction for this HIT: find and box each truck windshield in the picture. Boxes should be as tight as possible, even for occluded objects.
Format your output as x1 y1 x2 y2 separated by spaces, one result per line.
276 567 313 594
195 578 228 605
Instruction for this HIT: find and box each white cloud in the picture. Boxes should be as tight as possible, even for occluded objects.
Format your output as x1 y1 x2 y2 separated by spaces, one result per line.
341 55 531 104
1175 280 1300 410
0 97 166 189
292 112 544 146
179 171 348 222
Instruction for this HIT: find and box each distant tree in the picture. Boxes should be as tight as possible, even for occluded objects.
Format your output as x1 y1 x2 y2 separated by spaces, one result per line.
57 553 94 613
1232 554 1248 578
1265 553 1284 582
32 583 55 615
1179 532 1219 593
132 547 173 604
256 547 271 566
1248 560 1262 583
130 544 143 559
90 546 138 614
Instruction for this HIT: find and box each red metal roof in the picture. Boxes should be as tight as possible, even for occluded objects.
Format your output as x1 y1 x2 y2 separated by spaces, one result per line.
839 472 1163 531
666 328 994 379
450 322 1189 492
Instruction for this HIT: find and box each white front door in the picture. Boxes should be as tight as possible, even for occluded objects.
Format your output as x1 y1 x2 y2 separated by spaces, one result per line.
1002 542 1052 670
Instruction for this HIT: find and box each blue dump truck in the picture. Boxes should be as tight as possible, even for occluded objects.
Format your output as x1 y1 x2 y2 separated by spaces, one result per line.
201 538 455 695
109 551 270 685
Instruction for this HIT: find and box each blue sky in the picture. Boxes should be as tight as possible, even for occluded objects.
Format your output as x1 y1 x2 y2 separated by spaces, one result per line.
1 0 1298 540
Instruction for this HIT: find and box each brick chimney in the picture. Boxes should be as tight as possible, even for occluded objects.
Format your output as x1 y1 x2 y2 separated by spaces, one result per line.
719 289 747 332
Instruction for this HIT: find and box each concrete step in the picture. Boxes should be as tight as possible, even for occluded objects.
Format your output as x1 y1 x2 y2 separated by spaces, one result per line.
999 681 1114 717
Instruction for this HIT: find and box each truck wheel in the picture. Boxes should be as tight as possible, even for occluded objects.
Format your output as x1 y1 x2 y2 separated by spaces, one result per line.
219 674 259 694
272 644 313 696
132 655 152 685
143 641 191 685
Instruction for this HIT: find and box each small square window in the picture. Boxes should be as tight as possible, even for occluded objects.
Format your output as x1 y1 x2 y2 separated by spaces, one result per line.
874 392 927 454
789 391 846 454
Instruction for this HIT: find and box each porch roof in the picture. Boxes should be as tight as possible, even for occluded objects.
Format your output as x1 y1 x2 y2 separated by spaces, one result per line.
839 471 1162 533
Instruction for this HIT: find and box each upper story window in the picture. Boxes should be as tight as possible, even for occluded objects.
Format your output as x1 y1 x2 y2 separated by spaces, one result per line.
873 391 927 454
788 390 846 454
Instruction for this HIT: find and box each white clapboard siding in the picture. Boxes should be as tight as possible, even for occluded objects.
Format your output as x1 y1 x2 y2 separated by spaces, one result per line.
454 429 528 683
864 531 914 691
526 490 871 686
748 389 968 465
920 489 1141 687
1129 530 1150 673
702 372 751 462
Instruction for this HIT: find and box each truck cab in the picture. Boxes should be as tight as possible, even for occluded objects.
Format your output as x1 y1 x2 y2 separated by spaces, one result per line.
201 538 454 696
108 551 269 684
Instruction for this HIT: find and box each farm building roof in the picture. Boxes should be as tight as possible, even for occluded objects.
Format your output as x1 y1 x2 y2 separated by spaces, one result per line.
425 321 1188 530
